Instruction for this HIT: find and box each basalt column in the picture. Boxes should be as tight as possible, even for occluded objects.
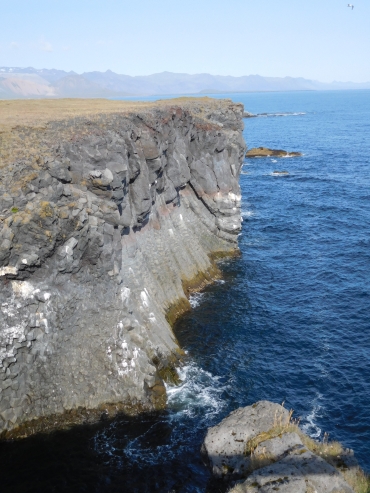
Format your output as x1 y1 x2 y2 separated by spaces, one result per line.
0 98 246 435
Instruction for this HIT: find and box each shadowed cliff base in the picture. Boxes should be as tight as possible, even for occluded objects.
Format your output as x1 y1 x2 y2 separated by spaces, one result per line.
0 409 181 493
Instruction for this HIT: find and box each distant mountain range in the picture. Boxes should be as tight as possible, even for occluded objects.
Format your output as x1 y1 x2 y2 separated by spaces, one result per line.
1 67 370 99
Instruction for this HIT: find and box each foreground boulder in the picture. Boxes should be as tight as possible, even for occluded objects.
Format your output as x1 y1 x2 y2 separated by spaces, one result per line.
246 147 302 158
202 401 360 493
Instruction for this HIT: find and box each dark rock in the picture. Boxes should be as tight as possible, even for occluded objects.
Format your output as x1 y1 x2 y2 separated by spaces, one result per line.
243 111 256 118
0 99 246 435
246 147 302 158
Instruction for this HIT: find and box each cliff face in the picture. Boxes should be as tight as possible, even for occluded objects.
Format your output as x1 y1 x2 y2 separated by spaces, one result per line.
0 98 245 435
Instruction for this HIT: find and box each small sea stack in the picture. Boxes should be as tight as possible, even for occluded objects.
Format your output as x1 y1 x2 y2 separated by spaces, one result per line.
202 401 362 493
246 147 302 158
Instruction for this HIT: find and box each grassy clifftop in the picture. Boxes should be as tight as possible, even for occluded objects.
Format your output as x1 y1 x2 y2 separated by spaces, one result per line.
0 97 238 168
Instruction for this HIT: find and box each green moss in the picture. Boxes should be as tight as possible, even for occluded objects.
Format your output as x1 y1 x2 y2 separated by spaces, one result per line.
165 297 191 327
11 207 19 213
209 248 240 261
158 366 182 386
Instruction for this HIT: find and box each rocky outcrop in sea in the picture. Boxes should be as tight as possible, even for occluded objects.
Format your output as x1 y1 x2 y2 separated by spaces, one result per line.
0 98 246 436
202 401 366 493
245 147 302 158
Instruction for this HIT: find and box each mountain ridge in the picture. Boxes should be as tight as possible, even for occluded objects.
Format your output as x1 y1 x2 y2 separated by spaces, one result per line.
1 66 370 99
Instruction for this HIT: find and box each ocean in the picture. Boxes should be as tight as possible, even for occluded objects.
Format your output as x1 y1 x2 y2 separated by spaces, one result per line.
1 90 369 492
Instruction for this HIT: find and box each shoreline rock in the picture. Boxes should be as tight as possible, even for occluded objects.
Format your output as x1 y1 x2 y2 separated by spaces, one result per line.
202 401 367 493
246 147 302 158
243 111 257 118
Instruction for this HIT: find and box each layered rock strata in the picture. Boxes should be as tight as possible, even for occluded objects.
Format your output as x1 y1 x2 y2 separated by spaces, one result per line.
0 98 245 435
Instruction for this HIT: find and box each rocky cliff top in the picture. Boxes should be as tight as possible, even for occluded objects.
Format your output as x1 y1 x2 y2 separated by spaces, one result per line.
0 97 244 276
0 97 237 127
0 97 242 168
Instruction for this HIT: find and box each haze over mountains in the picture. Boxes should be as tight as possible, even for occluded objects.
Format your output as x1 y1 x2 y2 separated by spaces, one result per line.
1 67 370 99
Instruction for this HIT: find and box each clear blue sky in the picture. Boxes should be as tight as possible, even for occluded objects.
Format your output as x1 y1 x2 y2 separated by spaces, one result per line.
1 0 369 82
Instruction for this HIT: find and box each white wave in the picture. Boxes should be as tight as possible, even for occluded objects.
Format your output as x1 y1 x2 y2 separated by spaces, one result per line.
270 171 290 177
242 210 254 218
256 112 306 118
189 292 206 308
92 361 228 467
301 398 323 439
166 362 227 418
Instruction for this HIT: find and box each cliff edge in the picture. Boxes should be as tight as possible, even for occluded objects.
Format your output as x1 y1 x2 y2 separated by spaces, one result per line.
0 98 246 436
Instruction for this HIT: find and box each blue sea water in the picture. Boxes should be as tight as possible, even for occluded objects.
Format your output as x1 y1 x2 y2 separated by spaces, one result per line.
1 90 369 493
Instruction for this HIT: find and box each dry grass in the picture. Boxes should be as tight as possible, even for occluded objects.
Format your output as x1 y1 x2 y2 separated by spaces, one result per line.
244 409 295 454
248 450 275 474
0 99 144 130
344 468 370 493
287 426 370 493
0 97 217 130
0 97 226 169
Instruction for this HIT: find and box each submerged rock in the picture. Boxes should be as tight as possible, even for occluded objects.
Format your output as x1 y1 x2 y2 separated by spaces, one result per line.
202 401 358 493
246 147 302 158
272 170 290 176
243 111 257 118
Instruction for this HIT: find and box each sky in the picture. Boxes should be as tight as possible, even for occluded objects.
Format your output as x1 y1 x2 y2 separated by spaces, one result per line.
1 0 369 83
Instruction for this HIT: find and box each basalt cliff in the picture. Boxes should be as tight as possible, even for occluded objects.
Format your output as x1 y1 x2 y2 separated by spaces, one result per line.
0 98 245 436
